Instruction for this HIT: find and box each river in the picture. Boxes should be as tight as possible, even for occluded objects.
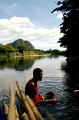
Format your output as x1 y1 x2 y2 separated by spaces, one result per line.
0 55 79 120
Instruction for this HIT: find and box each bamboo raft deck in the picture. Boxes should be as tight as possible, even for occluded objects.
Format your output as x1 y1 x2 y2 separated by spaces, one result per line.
2 81 44 120
2 81 56 120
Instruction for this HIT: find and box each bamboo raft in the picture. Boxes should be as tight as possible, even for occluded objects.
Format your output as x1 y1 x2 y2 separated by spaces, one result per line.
2 81 44 120
2 81 56 120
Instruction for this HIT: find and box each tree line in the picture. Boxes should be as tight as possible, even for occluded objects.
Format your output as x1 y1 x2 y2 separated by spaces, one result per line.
0 43 28 57
0 43 66 57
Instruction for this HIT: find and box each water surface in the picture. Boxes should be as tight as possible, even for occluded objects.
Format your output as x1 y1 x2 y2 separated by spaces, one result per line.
0 55 79 120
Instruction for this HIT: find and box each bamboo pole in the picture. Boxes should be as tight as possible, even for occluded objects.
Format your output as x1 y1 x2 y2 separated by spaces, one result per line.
16 81 36 120
3 102 8 118
16 90 21 100
15 105 19 120
16 90 25 110
26 95 44 120
20 112 29 120
9 83 15 105
8 83 16 120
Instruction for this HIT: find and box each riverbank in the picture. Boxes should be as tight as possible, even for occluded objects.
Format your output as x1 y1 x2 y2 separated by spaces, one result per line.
0 54 51 58
0 51 50 58
0 49 66 58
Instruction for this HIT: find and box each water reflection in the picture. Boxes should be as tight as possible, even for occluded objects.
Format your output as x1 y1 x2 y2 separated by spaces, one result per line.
0 55 63 71
47 55 60 59
13 57 35 71
0 56 47 71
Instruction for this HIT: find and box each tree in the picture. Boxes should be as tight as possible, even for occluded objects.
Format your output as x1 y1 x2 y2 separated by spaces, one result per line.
0 44 6 54
53 49 59 54
17 45 27 55
6 44 14 53
52 0 79 56
0 44 14 54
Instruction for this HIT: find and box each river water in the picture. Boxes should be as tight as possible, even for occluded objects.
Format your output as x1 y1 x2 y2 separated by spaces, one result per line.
0 55 79 120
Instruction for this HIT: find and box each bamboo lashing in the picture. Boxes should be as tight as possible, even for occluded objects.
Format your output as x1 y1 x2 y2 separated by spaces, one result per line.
16 81 36 120
26 95 44 120
8 83 16 120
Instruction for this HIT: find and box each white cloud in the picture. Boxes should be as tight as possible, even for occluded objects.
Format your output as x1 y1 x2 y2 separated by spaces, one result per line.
10 17 35 27
0 17 63 37
0 17 63 50
57 13 63 19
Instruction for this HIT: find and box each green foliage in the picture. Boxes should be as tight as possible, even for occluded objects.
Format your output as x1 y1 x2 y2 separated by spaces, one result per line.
34 49 45 54
52 0 79 56
34 49 66 55
6 44 15 53
0 42 66 57
0 44 6 54
0 44 14 54
12 39 35 50
17 45 27 55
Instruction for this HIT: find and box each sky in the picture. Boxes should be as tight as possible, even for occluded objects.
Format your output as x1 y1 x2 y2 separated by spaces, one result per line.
0 0 65 50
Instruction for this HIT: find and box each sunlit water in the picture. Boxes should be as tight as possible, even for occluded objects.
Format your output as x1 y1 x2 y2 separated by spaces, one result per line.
0 55 79 120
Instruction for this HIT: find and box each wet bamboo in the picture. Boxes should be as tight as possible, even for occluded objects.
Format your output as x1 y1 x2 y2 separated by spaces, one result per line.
20 112 29 120
9 83 15 105
16 90 25 110
8 83 16 120
15 105 19 120
16 81 36 120
3 102 8 118
26 95 44 120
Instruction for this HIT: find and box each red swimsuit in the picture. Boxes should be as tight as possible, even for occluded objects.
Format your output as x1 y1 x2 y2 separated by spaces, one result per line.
26 79 42 105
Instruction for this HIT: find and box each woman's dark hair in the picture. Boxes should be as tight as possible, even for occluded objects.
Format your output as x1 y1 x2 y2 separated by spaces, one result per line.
33 68 42 75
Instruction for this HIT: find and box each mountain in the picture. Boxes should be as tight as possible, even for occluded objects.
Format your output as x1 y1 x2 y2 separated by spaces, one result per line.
12 39 35 50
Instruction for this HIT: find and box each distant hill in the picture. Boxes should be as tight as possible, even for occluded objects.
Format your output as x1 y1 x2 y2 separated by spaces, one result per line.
12 39 35 50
